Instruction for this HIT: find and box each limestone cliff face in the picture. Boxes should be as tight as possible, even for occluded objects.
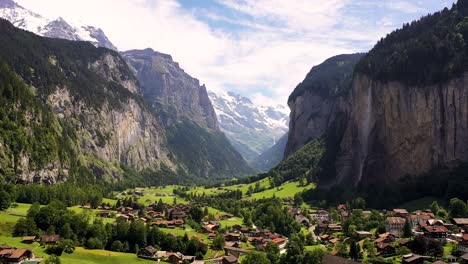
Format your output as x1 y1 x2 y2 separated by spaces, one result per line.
121 49 219 130
14 51 172 183
286 89 336 156
285 54 363 157
334 73 468 187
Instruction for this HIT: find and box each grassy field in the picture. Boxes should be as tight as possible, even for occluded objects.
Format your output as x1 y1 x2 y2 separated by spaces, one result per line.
247 181 315 200
7 203 32 215
0 211 23 236
61 247 158 264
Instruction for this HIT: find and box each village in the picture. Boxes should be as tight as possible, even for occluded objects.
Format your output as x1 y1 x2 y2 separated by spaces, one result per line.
2 187 468 264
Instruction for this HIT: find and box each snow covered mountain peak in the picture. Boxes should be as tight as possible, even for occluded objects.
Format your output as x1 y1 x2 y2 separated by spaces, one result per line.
0 0 117 50
208 91 289 163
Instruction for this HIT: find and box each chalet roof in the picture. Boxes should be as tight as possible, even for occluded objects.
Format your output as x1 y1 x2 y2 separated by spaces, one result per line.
386 217 406 224
145 246 158 254
393 209 409 214
40 235 60 243
461 253 468 261
423 226 449 233
0 249 14 256
223 255 238 263
403 254 425 262
432 261 447 264
9 248 31 259
453 218 468 225
22 236 36 241
272 238 286 244
355 231 372 235
376 242 393 250
323 254 358 264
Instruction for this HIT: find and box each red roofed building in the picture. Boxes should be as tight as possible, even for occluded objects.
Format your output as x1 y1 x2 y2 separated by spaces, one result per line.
423 225 448 240
272 238 287 250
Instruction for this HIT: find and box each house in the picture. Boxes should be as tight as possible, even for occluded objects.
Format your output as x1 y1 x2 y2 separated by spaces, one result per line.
183 256 195 263
116 215 130 223
315 210 330 222
402 254 426 264
323 254 358 264
376 232 396 243
295 215 310 227
170 210 187 220
461 253 468 264
217 215 232 221
40 235 60 245
4 248 33 263
272 238 288 250
393 209 410 218
224 233 241 242
328 224 343 233
355 231 373 239
386 217 406 237
98 210 111 218
459 234 468 254
423 226 448 240
138 246 158 258
167 252 184 263
248 237 264 247
225 242 241 248
22 236 36 244
222 255 238 264
376 242 396 256
432 261 447 264
410 211 434 227
453 218 468 227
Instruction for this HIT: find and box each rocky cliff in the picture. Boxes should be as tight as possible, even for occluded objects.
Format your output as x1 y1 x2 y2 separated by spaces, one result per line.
121 49 219 130
286 54 363 157
286 1 468 204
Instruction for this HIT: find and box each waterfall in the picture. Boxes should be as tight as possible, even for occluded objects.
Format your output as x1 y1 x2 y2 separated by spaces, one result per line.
357 85 372 184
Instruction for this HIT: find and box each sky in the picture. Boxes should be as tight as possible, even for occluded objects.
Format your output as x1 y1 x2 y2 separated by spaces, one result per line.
17 0 456 107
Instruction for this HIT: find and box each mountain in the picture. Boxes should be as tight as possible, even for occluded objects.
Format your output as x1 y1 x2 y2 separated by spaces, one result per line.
0 18 172 184
285 1 468 206
0 0 117 50
121 49 254 179
208 91 289 164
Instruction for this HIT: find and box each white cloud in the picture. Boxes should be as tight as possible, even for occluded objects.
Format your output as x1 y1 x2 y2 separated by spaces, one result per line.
14 0 453 108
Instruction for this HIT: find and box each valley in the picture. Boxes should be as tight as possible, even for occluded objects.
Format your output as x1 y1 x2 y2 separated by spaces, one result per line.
0 0 468 264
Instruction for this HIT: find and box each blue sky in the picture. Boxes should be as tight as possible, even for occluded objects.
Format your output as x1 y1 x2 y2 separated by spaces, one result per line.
19 0 457 107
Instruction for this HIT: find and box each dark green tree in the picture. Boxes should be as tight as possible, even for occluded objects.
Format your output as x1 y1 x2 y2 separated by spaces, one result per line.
265 242 280 264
